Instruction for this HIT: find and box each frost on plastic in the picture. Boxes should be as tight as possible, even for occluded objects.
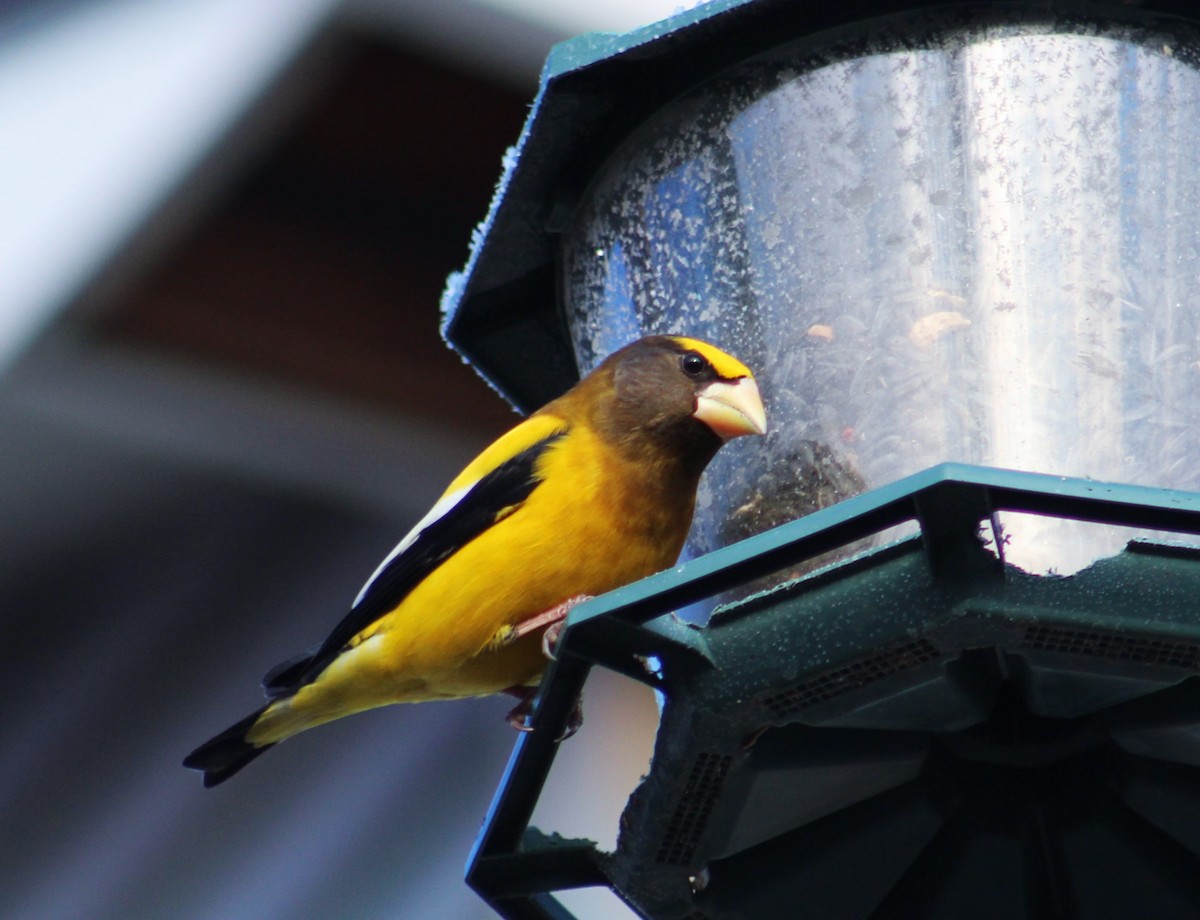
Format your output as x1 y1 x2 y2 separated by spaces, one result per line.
563 13 1200 582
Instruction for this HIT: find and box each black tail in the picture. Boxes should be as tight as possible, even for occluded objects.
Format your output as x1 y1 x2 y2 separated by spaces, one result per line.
184 706 274 787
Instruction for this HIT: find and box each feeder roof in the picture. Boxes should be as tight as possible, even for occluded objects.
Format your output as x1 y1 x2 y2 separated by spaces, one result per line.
440 0 1199 412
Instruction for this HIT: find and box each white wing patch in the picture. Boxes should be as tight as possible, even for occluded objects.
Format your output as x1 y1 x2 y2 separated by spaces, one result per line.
352 485 471 607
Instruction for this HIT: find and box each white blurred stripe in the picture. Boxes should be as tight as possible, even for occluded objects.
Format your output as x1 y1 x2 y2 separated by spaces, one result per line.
476 0 709 37
0 0 337 373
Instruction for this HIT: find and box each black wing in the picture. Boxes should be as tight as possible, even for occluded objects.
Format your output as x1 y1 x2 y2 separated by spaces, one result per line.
262 431 565 698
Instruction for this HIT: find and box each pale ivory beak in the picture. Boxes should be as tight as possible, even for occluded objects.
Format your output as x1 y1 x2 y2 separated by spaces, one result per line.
693 377 767 439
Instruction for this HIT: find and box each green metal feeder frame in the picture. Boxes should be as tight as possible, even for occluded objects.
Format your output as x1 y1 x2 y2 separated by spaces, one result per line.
466 466 1200 919
440 0 1200 917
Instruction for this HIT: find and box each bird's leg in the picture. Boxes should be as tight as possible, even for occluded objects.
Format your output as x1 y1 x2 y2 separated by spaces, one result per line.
496 595 592 737
502 594 593 659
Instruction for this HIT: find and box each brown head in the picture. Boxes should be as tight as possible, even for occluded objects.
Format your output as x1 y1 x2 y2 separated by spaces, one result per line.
552 335 766 477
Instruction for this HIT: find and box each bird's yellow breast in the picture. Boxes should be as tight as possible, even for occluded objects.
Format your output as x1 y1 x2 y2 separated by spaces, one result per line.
364 422 693 699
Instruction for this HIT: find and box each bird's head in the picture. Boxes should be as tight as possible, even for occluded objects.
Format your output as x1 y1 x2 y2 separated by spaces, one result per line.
579 335 766 468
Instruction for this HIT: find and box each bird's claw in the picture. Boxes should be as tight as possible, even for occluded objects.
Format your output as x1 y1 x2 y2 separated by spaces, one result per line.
541 620 565 660
503 686 537 733
507 706 535 733
502 686 583 740
557 699 583 741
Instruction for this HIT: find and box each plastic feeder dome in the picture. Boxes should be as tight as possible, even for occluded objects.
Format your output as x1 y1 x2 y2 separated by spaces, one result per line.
441 1 1200 918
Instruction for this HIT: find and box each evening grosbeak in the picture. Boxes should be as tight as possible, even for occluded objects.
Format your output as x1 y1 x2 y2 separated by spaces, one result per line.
184 335 766 786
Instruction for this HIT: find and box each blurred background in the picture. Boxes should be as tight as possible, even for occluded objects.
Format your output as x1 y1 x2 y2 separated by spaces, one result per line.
0 0 699 917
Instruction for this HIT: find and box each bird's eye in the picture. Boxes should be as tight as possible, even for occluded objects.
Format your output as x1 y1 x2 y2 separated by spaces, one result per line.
681 352 707 377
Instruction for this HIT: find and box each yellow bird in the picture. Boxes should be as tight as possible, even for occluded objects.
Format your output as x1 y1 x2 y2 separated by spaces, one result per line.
184 335 765 786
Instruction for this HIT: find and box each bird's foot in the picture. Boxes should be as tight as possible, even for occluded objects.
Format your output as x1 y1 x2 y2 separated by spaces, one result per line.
503 687 537 733
504 594 593 659
501 685 584 741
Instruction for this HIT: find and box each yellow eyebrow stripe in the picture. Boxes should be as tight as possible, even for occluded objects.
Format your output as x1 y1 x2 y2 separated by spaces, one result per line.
666 335 755 380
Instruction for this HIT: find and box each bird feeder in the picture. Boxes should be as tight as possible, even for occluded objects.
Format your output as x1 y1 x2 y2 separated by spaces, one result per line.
441 1 1200 917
